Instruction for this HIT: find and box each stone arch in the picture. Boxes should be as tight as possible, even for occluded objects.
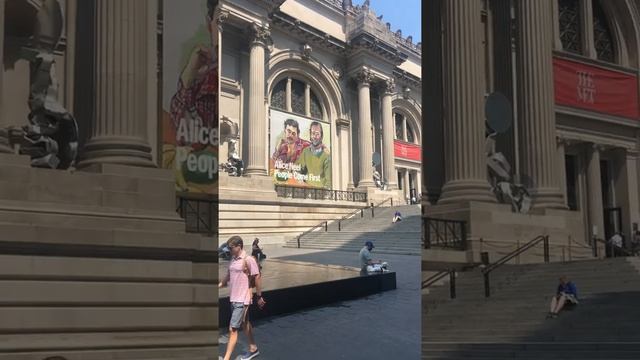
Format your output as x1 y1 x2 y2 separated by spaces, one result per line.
598 0 640 68
267 50 348 190
267 50 346 121
392 96 422 145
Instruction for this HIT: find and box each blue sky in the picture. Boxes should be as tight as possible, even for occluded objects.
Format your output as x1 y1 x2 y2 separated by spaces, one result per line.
353 0 422 43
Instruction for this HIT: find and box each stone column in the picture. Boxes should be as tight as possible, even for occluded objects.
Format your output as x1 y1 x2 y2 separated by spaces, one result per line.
381 78 398 189
304 83 311 117
616 149 640 249
286 77 292 112
0 0 11 153
557 137 568 208
439 0 494 204
515 1 564 208
404 169 410 200
78 0 155 167
356 68 374 188
244 23 270 176
581 0 597 59
587 144 605 240
337 118 351 191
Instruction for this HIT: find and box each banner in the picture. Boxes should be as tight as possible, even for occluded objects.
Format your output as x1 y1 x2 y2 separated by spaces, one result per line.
394 140 421 162
269 109 332 189
553 57 639 119
161 0 218 194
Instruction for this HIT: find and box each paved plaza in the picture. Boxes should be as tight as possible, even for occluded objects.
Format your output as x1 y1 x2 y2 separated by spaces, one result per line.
218 246 421 359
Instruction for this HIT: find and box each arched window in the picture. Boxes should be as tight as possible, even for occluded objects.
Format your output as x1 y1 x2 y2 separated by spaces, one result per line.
393 112 416 143
593 0 615 63
559 0 582 54
270 77 324 120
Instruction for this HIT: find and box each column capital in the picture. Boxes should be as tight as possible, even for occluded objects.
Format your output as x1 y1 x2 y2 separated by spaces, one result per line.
355 67 373 86
589 143 607 153
249 23 271 47
382 77 396 95
336 118 350 129
626 149 639 159
216 9 229 32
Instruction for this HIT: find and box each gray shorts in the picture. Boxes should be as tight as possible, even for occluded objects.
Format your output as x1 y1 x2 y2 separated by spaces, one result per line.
229 302 249 330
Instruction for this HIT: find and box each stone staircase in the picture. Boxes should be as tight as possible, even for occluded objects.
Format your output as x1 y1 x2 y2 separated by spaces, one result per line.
284 204 422 255
0 154 217 359
423 257 640 359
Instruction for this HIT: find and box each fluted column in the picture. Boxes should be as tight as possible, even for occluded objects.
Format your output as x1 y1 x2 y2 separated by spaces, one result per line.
356 68 374 188
439 0 493 204
0 0 11 153
245 23 270 176
381 78 398 189
557 137 568 208
79 0 154 167
516 0 564 208
587 144 605 240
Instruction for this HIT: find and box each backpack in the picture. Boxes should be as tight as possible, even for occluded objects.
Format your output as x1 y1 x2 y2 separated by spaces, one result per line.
243 255 260 288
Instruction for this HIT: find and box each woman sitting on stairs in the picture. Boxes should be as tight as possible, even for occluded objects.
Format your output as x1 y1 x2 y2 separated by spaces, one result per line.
547 276 579 318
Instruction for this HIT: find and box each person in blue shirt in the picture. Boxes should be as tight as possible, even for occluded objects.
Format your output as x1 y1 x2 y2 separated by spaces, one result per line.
392 211 403 223
547 276 578 318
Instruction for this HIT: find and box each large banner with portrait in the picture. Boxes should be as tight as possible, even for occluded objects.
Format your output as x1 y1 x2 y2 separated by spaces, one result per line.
269 109 332 189
161 0 218 194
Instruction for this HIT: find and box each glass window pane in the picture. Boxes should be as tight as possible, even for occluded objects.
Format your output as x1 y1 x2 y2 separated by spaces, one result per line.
291 79 305 115
406 121 415 143
593 0 615 62
310 90 323 119
270 79 286 110
395 113 404 140
559 0 582 54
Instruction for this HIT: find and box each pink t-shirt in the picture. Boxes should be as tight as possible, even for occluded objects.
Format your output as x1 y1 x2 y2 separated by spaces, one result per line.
228 250 260 305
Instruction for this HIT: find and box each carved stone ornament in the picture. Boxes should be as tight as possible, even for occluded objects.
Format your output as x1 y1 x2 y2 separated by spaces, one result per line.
383 78 396 95
216 10 229 31
355 68 372 85
250 23 271 47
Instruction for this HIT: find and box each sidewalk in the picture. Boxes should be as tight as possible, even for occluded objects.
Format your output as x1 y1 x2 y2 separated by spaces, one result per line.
218 246 420 359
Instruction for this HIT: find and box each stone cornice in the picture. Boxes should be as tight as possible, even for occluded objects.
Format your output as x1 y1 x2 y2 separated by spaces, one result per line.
393 67 421 89
348 32 408 66
270 10 348 56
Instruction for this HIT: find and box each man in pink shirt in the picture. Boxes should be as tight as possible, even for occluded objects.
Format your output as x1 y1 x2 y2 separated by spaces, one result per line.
219 236 265 360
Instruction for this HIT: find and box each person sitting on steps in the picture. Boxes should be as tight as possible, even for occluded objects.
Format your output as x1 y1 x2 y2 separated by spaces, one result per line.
547 276 579 318
392 210 402 223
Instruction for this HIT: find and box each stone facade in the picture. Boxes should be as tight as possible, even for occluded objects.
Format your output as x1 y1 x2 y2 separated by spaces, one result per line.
218 0 422 242
424 0 640 264
0 0 217 358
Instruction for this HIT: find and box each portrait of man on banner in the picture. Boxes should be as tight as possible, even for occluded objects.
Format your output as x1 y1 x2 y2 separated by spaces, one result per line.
269 109 332 189
161 0 218 194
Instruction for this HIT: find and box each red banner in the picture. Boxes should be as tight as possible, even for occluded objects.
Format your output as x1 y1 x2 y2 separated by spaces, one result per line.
553 57 639 119
394 141 421 161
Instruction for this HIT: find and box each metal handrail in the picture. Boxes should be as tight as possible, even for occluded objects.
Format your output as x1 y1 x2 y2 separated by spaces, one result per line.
482 235 549 297
275 185 368 203
592 237 634 258
296 220 328 248
337 197 393 231
422 269 457 299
